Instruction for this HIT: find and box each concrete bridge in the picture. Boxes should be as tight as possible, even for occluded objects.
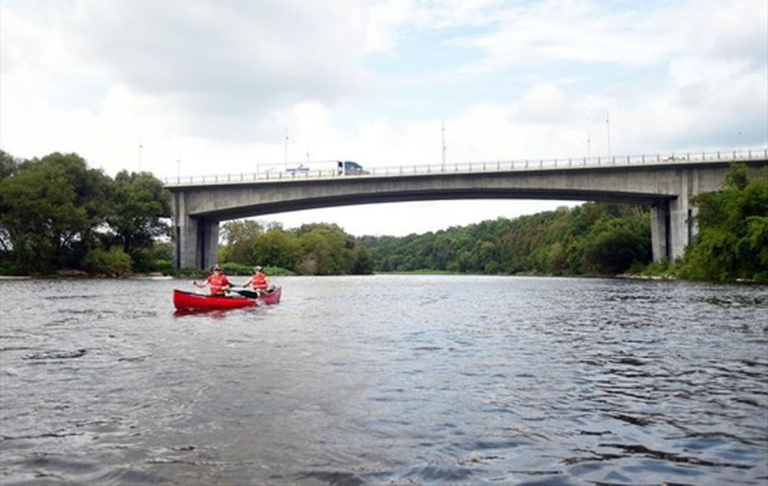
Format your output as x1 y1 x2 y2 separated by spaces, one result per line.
165 150 768 269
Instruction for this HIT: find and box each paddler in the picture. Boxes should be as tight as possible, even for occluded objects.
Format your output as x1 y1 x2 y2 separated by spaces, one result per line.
194 264 232 296
245 265 270 296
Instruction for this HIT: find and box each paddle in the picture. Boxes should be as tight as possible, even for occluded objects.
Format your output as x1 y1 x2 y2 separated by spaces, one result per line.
228 287 261 299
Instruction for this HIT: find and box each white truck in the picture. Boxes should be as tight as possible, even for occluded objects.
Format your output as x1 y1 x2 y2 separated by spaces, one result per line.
285 160 370 176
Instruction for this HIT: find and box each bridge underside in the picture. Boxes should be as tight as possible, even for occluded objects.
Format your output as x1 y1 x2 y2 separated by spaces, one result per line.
189 188 663 220
172 188 686 269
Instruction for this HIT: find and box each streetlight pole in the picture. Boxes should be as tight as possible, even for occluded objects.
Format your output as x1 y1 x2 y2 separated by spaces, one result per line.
605 110 611 158
284 128 289 170
441 119 447 170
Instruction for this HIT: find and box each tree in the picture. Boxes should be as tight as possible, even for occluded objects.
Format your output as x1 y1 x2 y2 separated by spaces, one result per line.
106 171 171 271
0 153 111 273
220 220 265 264
298 227 348 275
582 220 650 275
252 228 303 270
681 165 768 281
0 150 19 179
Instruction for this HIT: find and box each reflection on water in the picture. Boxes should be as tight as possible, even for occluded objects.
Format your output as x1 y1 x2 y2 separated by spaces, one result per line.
0 276 766 485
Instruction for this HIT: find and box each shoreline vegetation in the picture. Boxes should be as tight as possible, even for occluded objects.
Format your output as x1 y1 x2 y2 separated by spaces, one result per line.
1 151 766 283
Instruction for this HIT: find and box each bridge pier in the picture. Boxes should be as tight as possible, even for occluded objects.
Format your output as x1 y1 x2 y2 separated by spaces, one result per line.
172 193 220 270
650 201 671 262
650 194 698 263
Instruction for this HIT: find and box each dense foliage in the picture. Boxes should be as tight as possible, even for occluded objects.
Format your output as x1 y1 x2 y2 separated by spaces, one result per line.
362 203 651 276
0 151 171 275
678 164 768 282
219 221 373 276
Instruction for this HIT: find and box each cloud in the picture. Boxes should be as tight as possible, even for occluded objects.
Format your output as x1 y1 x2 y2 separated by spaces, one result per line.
2 0 765 180
2 0 377 142
518 82 570 123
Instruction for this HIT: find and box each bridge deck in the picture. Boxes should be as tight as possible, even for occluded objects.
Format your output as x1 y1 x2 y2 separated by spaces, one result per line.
164 149 767 188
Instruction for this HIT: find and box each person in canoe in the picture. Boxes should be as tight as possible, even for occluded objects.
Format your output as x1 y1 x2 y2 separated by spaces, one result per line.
193 264 232 296
244 266 270 296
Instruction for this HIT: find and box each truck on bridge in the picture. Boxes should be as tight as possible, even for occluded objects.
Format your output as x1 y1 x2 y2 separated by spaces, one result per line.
286 160 370 176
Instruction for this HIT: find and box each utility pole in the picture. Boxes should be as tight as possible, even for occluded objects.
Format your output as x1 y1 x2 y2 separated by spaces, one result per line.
441 119 447 170
138 139 143 172
284 128 289 170
606 110 611 158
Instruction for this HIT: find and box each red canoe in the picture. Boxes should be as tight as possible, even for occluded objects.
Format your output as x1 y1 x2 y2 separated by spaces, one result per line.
173 286 282 311
258 286 282 305
173 289 257 310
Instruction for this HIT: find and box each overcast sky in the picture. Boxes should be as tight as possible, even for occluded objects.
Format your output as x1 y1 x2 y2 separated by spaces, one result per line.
2 0 766 236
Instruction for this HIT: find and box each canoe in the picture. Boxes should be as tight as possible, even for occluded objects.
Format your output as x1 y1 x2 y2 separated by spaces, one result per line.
258 286 282 305
173 289 257 310
172 286 282 311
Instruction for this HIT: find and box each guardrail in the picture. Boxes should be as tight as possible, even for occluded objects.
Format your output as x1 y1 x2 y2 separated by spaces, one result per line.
163 149 768 186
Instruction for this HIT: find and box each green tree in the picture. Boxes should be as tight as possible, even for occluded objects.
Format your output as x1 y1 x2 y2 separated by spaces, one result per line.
252 227 303 271
0 150 19 179
680 165 768 281
83 248 133 277
298 226 347 275
0 153 111 273
106 171 170 271
582 220 650 275
220 220 264 264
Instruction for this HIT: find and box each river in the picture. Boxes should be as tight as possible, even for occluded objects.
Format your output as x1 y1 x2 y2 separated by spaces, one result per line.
0 275 766 485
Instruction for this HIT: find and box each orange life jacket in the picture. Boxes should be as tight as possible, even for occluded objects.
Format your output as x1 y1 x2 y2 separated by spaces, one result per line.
251 272 268 290
207 273 230 295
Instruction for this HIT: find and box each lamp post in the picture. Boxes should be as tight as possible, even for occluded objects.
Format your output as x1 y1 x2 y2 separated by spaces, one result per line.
284 128 289 170
605 110 611 158
441 119 447 170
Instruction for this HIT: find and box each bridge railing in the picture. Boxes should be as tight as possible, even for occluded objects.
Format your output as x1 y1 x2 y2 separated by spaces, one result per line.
163 148 768 186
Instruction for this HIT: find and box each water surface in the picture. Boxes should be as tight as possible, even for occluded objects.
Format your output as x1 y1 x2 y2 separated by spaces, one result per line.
1 276 766 485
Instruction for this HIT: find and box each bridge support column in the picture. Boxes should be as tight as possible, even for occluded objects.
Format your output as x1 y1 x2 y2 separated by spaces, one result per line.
172 192 220 270
650 197 697 263
650 201 671 263
198 219 220 270
669 198 696 262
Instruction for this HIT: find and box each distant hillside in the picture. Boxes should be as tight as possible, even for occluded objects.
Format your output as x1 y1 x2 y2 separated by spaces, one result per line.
359 202 651 276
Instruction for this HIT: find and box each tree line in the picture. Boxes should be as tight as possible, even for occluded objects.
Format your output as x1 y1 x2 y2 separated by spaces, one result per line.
0 151 171 275
359 164 766 282
360 203 651 276
219 221 373 276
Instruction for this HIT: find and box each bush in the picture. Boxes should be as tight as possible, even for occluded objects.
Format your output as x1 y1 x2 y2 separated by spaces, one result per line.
153 259 173 274
83 248 132 277
221 262 252 276
262 266 296 276
0 259 22 276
